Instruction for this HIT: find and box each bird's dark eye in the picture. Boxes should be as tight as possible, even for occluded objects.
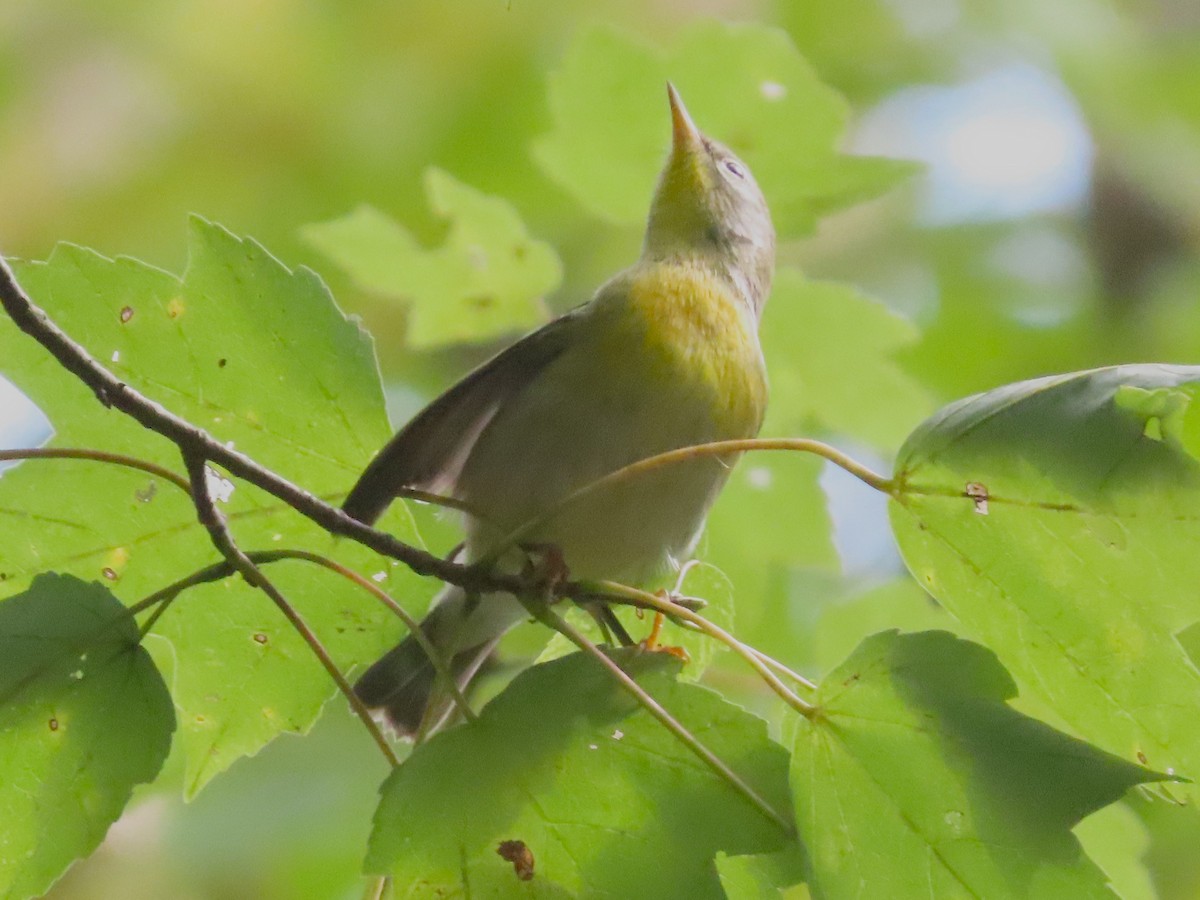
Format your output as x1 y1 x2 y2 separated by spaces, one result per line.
723 160 745 179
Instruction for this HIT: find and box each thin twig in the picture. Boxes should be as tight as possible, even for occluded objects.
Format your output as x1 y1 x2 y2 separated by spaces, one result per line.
127 548 473 722
0 447 192 493
531 602 793 835
181 450 399 768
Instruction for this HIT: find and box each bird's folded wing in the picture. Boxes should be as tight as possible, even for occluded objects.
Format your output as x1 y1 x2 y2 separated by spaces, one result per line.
342 312 581 524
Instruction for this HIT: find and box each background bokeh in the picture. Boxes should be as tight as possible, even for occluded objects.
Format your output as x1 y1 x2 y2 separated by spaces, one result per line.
2 0 1199 897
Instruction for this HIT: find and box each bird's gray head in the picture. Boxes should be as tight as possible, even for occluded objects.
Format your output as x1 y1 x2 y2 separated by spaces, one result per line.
643 83 776 318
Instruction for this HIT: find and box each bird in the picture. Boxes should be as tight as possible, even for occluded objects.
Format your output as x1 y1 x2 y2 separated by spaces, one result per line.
344 83 775 737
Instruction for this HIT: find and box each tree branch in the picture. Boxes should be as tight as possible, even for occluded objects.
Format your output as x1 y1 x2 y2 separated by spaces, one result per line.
0 255 522 597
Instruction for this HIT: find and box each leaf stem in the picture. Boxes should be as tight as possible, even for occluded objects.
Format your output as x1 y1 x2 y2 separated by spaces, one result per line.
481 437 892 568
0 446 192 493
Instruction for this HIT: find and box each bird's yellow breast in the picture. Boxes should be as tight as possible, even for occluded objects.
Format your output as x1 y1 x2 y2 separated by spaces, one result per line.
601 260 768 439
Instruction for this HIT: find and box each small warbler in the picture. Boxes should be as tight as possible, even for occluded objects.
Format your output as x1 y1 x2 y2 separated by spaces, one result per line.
346 84 775 736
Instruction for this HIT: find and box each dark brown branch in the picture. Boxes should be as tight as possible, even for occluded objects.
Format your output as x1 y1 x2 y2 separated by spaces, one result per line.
181 449 400 767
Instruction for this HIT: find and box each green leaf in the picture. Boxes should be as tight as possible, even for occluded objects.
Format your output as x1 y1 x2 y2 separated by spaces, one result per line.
533 23 914 236
792 630 1166 899
762 271 933 450
302 169 562 348
1073 802 1156 900
367 650 792 898
0 220 432 794
0 573 174 899
715 848 808 899
889 365 1200 797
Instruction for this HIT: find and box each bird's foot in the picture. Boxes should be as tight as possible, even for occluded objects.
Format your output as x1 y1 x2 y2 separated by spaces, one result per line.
638 594 691 663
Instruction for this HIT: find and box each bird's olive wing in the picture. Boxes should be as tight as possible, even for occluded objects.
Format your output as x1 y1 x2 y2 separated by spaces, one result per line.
342 313 579 524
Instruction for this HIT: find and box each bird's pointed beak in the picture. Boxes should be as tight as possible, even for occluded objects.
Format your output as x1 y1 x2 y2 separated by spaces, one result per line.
667 82 701 154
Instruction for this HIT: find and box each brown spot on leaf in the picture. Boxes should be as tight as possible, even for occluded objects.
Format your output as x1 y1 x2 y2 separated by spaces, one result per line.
253 632 268 645
119 306 134 323
497 839 534 881
1137 750 1148 765
101 567 118 581
217 358 227 368
48 717 59 731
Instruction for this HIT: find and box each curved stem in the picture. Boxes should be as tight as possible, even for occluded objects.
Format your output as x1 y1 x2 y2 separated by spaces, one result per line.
744 646 817 692
262 550 474 724
0 447 191 493
481 437 892 568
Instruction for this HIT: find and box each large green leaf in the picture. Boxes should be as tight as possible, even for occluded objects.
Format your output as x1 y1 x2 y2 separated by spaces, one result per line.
302 169 562 348
890 364 1200 797
0 574 174 899
367 650 792 898
533 22 914 237
792 630 1165 899
0 220 431 793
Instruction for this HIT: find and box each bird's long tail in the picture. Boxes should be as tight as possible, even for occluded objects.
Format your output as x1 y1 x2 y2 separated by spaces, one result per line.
353 586 524 738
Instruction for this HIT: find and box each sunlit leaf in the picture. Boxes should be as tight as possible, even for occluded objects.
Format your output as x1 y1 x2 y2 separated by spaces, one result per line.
0 574 174 899
303 169 562 348
534 22 914 236
890 364 1200 798
367 650 792 898
792 630 1165 898
715 848 808 899
1074 801 1156 900
0 220 430 794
